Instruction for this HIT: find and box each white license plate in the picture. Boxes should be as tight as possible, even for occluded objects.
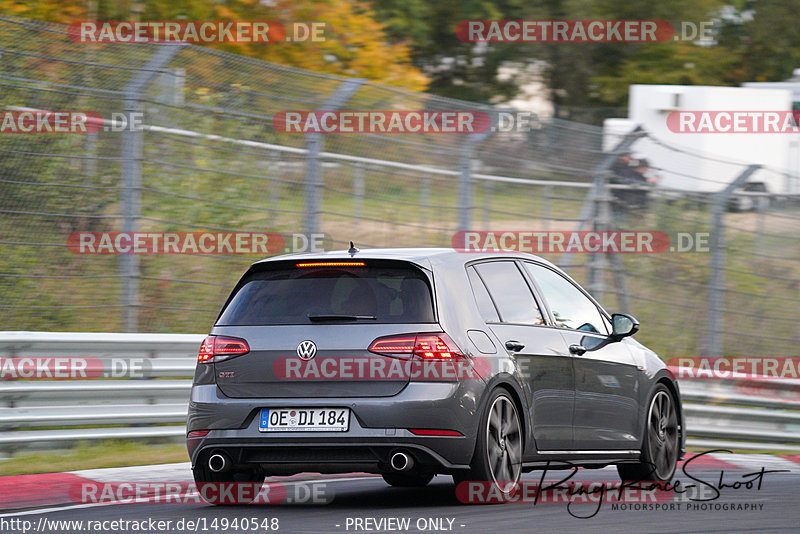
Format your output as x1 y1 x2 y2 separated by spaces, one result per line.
259 408 349 432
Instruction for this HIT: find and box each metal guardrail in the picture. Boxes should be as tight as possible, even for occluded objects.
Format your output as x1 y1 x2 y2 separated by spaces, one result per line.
1 332 798 452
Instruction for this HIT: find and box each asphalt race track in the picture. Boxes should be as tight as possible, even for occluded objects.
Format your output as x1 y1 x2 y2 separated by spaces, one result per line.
4 461 800 534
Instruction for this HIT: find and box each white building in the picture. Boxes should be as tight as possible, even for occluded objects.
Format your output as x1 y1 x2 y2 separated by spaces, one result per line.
604 82 799 193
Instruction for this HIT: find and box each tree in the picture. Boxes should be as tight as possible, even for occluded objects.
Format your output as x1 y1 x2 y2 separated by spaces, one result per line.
737 0 800 82
0 0 428 91
371 0 529 102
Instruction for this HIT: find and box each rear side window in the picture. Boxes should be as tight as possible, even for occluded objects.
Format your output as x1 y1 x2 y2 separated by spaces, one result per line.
467 266 500 323
473 261 544 326
217 262 435 325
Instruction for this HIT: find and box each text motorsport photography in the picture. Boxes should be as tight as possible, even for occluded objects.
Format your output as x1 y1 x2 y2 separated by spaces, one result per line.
455 450 786 518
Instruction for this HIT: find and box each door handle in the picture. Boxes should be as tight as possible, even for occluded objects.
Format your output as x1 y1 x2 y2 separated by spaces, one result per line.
505 340 525 352
569 344 587 356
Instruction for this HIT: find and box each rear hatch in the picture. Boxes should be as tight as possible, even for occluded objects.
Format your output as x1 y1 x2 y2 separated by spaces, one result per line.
210 259 439 398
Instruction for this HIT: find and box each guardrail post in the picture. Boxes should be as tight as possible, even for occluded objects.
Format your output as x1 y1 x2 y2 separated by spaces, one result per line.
706 164 761 358
120 44 185 332
304 79 365 237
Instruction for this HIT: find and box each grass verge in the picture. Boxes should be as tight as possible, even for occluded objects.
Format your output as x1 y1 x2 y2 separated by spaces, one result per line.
0 440 188 476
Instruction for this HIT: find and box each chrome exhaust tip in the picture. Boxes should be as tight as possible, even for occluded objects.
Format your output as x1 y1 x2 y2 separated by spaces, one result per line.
208 453 230 473
390 451 413 471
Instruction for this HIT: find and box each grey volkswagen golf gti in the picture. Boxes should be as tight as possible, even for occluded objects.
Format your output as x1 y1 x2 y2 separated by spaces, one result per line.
187 248 683 499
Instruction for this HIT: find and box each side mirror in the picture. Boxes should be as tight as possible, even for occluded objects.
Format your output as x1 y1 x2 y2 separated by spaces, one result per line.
577 313 640 354
610 313 639 341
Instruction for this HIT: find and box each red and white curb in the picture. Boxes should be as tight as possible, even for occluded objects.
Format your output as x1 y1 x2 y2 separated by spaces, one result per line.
0 462 378 512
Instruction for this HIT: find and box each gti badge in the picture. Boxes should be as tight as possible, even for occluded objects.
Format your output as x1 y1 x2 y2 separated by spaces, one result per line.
297 340 317 360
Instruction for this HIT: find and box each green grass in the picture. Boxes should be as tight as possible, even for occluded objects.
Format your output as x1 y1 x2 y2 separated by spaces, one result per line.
0 440 188 476
685 445 798 456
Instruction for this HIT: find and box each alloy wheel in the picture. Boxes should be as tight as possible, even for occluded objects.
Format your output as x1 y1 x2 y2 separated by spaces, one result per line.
647 390 679 480
486 395 522 493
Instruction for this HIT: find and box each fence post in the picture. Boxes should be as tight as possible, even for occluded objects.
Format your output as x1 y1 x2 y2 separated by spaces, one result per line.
304 79 365 236
593 178 632 313
353 163 364 220
482 179 493 230
561 126 645 269
419 174 430 227
587 182 613 301
458 111 496 233
457 138 474 233
269 151 281 223
706 164 761 358
542 183 552 232
120 43 185 332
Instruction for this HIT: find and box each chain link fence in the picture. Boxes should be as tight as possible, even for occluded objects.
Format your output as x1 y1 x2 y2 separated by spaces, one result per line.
1 16 799 362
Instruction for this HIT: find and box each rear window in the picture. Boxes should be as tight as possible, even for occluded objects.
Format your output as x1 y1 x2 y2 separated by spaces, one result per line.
217 261 435 325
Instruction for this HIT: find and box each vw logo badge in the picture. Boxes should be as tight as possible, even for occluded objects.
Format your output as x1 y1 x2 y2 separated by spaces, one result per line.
297 340 317 360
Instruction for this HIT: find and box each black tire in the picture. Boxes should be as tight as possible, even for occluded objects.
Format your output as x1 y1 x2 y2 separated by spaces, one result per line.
458 389 523 501
618 384 680 483
193 456 264 505
382 472 434 487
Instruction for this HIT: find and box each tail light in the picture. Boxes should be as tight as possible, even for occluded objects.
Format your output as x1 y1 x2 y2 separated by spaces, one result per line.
409 429 464 436
197 335 249 364
368 333 464 360
296 262 365 268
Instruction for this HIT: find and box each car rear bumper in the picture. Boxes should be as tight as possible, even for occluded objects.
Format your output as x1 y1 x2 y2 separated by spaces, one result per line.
187 380 484 474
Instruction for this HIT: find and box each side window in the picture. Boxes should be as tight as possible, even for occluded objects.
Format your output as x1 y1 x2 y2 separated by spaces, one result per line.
473 262 544 326
523 263 609 335
467 266 500 323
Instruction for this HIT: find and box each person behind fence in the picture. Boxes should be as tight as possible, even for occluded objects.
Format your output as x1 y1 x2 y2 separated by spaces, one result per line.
610 152 658 216
633 158 661 206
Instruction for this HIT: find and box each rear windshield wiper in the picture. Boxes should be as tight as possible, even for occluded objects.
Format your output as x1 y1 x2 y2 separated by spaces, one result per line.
307 314 377 322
